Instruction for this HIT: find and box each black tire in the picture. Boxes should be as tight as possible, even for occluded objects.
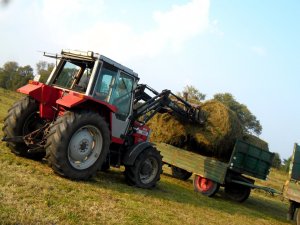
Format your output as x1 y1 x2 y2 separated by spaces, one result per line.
100 156 110 172
171 166 192 180
45 110 110 180
125 147 162 189
193 175 220 197
2 96 45 157
224 183 251 202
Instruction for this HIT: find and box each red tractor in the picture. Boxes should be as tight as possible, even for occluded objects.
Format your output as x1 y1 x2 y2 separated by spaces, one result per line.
2 50 204 188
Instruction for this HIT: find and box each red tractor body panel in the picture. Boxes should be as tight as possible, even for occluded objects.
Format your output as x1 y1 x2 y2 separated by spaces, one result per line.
17 81 63 119
18 81 118 121
132 121 150 144
17 81 44 101
56 92 117 115
56 92 86 108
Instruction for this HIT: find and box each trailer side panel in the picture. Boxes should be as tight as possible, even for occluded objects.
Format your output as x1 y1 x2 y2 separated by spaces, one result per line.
155 143 228 184
229 140 275 180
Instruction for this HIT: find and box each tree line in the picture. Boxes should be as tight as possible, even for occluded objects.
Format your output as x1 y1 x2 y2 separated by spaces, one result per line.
0 61 54 91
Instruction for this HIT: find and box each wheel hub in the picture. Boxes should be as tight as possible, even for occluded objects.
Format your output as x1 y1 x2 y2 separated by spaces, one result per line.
141 161 153 175
139 157 159 184
68 125 103 170
69 129 93 161
79 139 89 153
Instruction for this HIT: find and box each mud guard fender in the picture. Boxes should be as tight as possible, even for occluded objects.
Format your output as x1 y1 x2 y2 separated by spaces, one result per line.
123 142 153 166
17 82 44 102
56 92 117 112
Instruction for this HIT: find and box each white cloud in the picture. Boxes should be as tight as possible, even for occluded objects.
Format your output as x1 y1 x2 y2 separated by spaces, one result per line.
153 0 210 50
0 0 210 66
250 46 267 56
57 0 210 62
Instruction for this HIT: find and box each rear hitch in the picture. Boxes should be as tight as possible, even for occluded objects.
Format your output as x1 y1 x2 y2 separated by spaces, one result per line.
2 123 50 153
2 136 25 143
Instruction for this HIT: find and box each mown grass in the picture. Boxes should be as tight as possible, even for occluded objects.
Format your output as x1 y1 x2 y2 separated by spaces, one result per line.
0 88 292 224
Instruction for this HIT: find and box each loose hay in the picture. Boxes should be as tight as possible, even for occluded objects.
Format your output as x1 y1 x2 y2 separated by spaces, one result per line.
242 134 269 151
147 100 244 161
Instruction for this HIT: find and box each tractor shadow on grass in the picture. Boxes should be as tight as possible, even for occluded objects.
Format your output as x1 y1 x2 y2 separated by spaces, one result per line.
88 168 289 224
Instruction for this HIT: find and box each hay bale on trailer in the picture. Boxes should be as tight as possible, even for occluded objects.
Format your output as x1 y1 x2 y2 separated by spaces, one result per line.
147 100 244 161
242 134 269 151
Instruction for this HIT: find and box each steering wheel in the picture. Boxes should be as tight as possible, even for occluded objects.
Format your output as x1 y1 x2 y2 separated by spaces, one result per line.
95 91 109 101
113 92 131 105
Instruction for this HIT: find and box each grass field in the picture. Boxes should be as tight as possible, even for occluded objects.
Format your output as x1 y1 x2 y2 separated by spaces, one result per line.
0 88 292 225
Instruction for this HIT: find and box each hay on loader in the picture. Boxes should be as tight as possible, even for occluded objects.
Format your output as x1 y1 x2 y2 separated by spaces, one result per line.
147 100 243 161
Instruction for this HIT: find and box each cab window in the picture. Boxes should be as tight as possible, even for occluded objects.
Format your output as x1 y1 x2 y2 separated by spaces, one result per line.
93 65 117 101
110 72 134 119
53 60 93 93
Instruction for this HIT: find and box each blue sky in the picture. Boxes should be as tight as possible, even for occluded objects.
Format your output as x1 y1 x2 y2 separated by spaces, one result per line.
0 0 299 160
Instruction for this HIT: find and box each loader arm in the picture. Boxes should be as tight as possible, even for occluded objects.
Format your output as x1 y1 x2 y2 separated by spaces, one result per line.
132 84 206 125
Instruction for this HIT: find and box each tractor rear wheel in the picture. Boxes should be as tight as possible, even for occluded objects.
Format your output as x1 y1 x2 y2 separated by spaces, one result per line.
171 166 192 180
224 182 251 202
125 147 162 189
45 110 110 180
193 175 220 197
2 96 45 157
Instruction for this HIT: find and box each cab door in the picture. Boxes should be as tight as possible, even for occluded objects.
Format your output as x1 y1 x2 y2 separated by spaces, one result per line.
109 71 135 140
92 63 136 141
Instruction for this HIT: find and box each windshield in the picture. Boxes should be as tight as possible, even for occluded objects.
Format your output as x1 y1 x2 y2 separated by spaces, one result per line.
52 59 93 93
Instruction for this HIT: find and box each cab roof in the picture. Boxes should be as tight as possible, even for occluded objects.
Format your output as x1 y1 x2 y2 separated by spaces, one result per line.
61 49 139 78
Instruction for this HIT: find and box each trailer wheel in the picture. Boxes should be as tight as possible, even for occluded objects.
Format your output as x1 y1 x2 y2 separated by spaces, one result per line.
45 110 110 180
171 166 192 180
125 147 162 189
193 175 220 197
224 183 251 202
2 96 45 157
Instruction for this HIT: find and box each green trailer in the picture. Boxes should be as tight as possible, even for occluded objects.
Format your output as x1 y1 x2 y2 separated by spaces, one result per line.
155 139 276 202
283 143 300 223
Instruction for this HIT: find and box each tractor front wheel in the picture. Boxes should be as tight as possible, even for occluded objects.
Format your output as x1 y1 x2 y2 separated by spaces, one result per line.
45 110 110 180
193 175 220 197
125 147 162 189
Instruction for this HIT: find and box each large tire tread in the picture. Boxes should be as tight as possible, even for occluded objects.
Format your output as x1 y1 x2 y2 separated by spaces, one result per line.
125 147 162 189
45 110 110 180
2 96 39 156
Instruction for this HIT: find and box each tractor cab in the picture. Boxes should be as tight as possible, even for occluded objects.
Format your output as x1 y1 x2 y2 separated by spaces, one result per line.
42 50 140 141
47 50 139 119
